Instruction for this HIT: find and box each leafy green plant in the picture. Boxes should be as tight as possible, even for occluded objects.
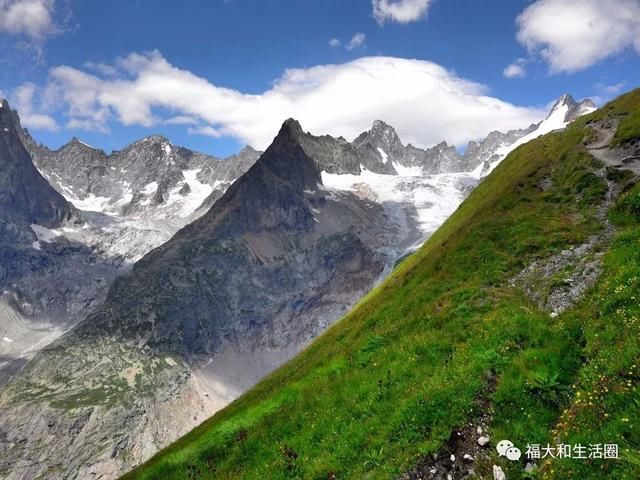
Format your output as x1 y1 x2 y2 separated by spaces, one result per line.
525 369 567 406
363 447 385 470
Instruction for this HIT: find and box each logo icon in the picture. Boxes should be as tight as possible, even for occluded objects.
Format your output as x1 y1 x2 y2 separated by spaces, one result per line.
497 439 522 461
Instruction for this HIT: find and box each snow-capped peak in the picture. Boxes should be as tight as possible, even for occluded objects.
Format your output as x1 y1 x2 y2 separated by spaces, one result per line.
486 93 595 176
547 93 576 120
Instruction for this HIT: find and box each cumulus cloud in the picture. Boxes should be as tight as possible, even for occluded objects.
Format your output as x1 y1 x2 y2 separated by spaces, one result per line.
12 82 59 130
329 38 341 48
0 0 72 63
28 51 546 149
503 58 527 79
0 0 57 40
346 33 366 51
516 0 640 73
372 0 432 25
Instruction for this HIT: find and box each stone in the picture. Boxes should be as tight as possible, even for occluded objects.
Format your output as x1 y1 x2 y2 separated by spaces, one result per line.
493 465 506 480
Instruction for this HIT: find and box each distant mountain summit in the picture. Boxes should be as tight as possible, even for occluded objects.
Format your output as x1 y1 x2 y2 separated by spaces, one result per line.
349 94 597 176
20 127 260 224
550 93 597 122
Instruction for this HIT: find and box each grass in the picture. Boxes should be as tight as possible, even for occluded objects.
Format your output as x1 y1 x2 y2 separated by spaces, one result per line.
124 88 640 480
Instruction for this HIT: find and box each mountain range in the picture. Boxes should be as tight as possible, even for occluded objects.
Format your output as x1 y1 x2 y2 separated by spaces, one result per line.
0 93 597 479
126 87 640 480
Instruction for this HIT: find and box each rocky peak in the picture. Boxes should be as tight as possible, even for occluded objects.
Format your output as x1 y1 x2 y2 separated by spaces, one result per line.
355 119 404 151
239 145 259 156
547 94 597 123
371 119 401 140
432 140 452 152
566 98 597 123
556 93 578 108
545 93 578 120
279 118 305 140
127 134 172 152
272 118 361 175
69 137 92 148
578 98 596 110
258 118 322 191
0 100 75 228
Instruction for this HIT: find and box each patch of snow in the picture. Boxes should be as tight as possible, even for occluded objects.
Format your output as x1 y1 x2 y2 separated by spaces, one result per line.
2 337 13 343
112 192 133 210
163 143 172 156
167 169 215 218
377 147 389 164
78 140 94 149
31 224 62 243
392 162 422 177
32 242 41 250
321 167 471 247
3 128 8 133
69 193 111 212
485 102 572 177
141 181 159 195
469 158 486 179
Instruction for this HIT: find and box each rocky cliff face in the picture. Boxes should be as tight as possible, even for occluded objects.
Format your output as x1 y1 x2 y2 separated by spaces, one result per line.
0 101 121 388
0 100 74 230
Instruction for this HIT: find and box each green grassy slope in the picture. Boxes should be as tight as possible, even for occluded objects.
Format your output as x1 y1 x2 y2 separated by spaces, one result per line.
125 89 640 480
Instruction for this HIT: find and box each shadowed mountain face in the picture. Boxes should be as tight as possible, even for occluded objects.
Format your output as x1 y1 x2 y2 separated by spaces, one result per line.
81 119 388 357
0 100 74 230
0 101 121 388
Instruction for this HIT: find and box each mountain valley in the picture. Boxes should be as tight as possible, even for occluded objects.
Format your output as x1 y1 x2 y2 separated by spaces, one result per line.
0 93 601 479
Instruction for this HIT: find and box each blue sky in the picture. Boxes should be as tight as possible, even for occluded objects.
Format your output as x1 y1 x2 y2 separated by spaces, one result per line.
0 0 638 157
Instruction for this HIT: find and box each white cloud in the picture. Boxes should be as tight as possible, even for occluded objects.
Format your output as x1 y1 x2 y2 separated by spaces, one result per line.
329 38 341 48
591 81 628 105
0 0 59 40
165 115 198 125
372 0 432 25
346 33 366 51
503 58 527 79
83 61 119 77
187 125 222 138
597 82 627 97
516 0 640 74
13 82 58 131
28 51 546 149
